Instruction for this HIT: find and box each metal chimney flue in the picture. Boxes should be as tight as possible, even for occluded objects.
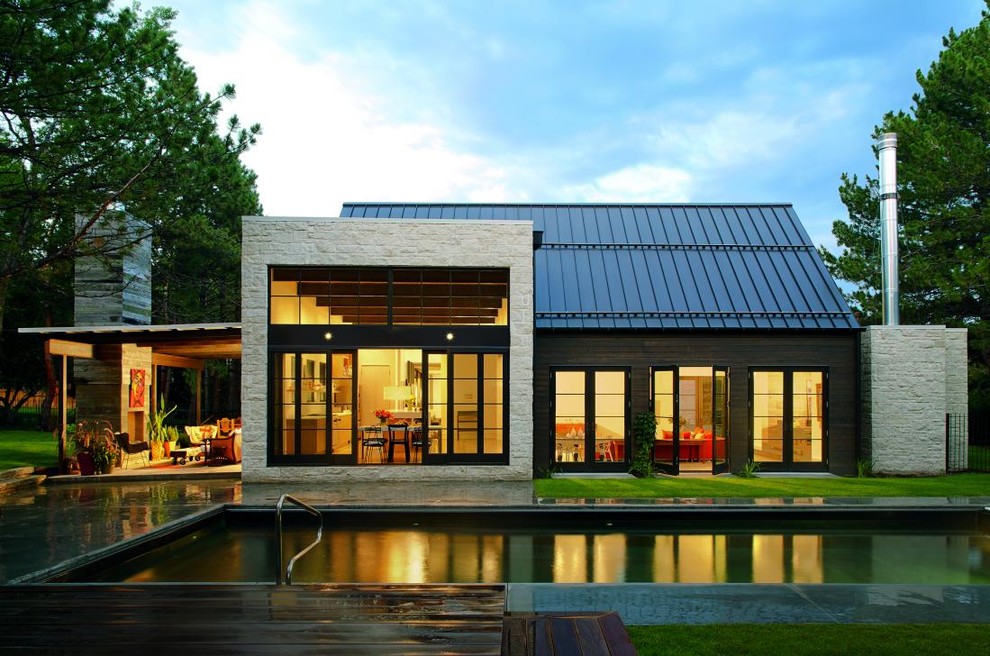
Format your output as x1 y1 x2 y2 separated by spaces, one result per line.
877 132 899 326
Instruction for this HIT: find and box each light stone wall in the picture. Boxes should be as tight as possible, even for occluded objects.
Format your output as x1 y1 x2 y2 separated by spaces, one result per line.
241 216 534 483
945 328 969 471
861 325 967 475
75 343 152 454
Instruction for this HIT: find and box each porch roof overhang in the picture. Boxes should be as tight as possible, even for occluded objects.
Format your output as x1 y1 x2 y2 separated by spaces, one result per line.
19 323 242 362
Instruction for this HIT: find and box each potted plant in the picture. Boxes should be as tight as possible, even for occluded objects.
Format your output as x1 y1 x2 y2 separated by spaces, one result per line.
69 420 121 475
148 397 177 461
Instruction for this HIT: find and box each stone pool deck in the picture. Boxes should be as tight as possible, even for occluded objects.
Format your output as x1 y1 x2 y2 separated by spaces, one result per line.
1 476 989 626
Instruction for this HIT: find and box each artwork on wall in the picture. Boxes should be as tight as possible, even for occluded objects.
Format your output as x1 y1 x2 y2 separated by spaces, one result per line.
129 368 146 408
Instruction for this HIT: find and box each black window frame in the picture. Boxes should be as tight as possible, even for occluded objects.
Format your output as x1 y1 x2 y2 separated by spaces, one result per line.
748 367 829 471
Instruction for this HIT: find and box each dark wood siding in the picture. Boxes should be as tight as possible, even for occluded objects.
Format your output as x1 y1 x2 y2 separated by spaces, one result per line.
533 332 860 476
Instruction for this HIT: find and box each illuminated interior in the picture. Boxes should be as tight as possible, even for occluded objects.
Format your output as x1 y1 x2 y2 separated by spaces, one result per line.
273 349 504 464
652 366 729 473
270 267 509 326
752 370 824 463
552 369 626 465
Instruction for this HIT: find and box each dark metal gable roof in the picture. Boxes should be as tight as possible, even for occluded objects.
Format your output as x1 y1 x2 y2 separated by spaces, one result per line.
340 203 858 331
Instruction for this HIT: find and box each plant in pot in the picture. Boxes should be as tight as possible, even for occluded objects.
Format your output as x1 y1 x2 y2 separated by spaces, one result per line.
69 420 121 475
165 425 180 459
148 398 177 461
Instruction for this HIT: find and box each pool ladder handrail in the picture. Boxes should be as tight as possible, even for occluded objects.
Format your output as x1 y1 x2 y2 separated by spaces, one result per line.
275 494 324 585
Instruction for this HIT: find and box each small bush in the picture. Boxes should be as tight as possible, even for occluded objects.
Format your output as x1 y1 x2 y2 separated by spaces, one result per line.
736 459 760 478
629 411 656 478
856 458 875 478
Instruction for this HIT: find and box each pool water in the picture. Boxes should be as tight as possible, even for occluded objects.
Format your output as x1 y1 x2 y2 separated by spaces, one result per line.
77 514 990 585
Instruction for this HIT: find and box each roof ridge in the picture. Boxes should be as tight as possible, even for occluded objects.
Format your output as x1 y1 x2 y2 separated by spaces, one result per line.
342 201 795 209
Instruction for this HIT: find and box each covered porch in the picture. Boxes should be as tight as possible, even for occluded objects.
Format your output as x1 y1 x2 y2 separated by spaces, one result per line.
19 323 242 475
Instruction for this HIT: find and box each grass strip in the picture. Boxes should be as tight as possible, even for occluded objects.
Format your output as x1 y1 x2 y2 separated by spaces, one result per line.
535 473 990 499
627 624 990 656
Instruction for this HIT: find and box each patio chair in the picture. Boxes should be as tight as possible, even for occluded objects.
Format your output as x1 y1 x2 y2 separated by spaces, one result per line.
208 418 240 465
115 431 150 468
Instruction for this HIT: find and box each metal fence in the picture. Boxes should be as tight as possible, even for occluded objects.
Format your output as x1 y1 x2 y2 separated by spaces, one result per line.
2 394 75 428
948 412 990 473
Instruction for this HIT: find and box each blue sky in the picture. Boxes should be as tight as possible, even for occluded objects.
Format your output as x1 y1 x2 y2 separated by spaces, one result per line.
161 0 986 250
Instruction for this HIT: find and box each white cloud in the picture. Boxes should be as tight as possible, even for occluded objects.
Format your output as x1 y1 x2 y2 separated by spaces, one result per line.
173 1 511 216
562 164 693 203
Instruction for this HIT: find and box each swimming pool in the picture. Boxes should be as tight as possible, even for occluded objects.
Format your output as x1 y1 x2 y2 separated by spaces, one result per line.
47 507 990 585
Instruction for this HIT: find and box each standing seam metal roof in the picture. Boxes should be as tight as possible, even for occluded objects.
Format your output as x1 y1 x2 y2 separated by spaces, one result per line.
340 203 858 330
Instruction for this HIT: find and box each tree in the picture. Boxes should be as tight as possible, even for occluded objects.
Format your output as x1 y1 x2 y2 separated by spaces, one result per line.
822 3 990 409
0 0 260 334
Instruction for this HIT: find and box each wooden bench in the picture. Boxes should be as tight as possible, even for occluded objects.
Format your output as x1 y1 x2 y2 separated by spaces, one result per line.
502 611 637 655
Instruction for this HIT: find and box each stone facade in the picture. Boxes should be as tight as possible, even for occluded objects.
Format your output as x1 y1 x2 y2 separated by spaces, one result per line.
944 329 969 471
73 212 152 326
241 216 535 483
861 325 968 475
75 343 152 467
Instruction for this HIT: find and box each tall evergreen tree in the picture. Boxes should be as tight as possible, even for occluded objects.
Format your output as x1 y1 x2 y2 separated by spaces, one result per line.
0 0 260 331
822 3 990 409
0 0 261 425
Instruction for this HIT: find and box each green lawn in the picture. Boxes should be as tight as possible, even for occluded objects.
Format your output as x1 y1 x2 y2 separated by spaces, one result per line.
536 472 990 498
0 429 58 471
627 624 990 656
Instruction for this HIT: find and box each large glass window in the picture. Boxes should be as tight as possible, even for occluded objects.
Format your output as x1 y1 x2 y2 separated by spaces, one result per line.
273 352 353 461
751 369 826 467
270 267 508 326
552 368 628 467
752 371 784 462
272 348 506 466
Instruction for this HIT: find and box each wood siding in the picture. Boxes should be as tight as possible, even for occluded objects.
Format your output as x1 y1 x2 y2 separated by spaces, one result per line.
533 332 860 476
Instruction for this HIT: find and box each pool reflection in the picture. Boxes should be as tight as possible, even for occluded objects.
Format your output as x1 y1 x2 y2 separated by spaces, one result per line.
270 529 989 585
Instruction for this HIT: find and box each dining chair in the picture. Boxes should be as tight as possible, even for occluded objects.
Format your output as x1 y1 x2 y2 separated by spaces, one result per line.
387 424 410 463
409 425 427 462
361 425 386 463
597 440 614 462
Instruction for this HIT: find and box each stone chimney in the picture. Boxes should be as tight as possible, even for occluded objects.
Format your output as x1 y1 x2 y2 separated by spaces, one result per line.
74 211 152 326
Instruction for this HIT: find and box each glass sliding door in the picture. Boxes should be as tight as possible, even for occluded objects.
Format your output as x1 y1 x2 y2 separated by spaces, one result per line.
792 371 824 463
551 368 628 470
652 365 730 475
482 354 504 455
553 370 586 464
594 371 626 464
652 368 678 474
750 368 827 469
272 351 356 464
425 350 508 464
712 367 729 474
752 371 784 464
330 352 355 458
452 354 479 455
425 352 448 459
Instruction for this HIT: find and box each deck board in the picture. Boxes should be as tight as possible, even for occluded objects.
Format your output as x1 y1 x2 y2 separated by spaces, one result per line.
0 583 506 655
502 611 638 655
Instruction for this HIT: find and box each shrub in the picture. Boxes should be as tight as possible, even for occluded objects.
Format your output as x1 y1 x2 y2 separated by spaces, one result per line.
630 411 656 478
856 458 875 478
736 459 760 478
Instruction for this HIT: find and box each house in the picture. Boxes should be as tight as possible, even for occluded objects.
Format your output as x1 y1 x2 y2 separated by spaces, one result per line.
241 203 868 482
24 202 967 480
